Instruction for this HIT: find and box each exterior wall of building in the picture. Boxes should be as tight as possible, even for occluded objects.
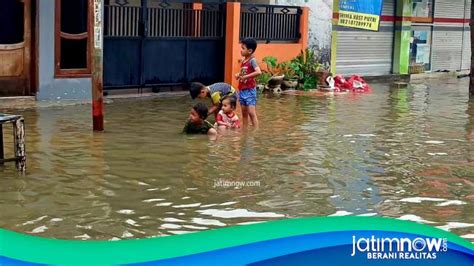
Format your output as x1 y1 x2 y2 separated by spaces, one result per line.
269 0 334 65
462 0 472 70
21 0 471 103
392 0 412 75
224 2 309 89
334 0 396 76
37 0 91 101
331 0 471 76
431 0 470 71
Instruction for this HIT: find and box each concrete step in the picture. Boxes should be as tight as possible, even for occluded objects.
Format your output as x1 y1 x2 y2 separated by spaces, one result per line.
0 96 36 109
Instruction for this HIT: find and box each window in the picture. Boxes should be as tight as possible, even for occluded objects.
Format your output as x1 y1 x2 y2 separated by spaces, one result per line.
55 0 91 77
410 27 433 73
410 0 434 73
0 0 24 44
412 0 434 23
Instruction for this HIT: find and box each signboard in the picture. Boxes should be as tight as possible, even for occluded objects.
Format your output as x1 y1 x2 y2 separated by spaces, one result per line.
93 0 102 49
1 217 473 265
338 0 384 31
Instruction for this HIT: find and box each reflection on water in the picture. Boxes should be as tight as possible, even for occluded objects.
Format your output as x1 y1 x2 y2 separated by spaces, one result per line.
0 79 473 240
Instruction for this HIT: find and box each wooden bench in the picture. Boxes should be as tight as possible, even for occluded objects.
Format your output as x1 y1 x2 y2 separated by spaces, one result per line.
0 114 26 171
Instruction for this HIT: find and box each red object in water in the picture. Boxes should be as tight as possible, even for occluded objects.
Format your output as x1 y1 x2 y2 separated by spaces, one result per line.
333 75 372 93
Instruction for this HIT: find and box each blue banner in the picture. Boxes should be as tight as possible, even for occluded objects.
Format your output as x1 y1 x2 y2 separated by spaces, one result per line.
339 0 384 31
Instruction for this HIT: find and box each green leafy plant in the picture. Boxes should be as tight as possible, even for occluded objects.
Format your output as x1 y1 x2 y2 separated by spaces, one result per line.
256 72 272 85
258 51 323 89
289 48 322 91
302 76 318 90
279 62 297 80
256 56 286 86
262 56 283 76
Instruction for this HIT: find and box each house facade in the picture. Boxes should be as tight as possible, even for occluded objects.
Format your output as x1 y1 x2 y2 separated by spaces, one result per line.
0 0 471 101
272 0 472 76
0 0 308 100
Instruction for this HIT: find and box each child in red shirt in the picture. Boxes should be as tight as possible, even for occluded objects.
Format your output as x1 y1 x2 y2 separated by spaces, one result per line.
235 38 262 128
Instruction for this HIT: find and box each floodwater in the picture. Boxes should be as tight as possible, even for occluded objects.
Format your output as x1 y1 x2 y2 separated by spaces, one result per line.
0 78 473 241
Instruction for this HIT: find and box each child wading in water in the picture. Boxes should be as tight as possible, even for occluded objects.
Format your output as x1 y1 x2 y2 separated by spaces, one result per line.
216 96 241 130
189 82 236 117
236 38 262 127
183 103 217 136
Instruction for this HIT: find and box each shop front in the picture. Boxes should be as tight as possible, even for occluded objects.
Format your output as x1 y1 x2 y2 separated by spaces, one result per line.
332 0 471 76
410 0 471 73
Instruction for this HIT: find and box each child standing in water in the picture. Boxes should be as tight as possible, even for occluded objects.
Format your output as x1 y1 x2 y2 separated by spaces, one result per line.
236 38 262 128
216 96 241 130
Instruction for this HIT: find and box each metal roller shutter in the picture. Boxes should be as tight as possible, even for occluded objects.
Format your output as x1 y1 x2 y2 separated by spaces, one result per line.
431 0 465 71
461 0 471 70
434 0 465 18
336 0 395 75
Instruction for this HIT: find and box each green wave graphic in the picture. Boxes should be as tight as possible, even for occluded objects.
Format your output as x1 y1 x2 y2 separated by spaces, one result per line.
1 217 472 265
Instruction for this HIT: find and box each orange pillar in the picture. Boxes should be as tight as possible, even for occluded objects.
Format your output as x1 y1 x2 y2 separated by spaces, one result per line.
224 2 241 89
299 7 309 50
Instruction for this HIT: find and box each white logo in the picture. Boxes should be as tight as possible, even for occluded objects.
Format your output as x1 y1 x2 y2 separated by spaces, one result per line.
351 235 448 260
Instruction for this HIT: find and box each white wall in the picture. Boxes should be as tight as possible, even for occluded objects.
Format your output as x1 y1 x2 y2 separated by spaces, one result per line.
38 0 92 101
274 0 334 64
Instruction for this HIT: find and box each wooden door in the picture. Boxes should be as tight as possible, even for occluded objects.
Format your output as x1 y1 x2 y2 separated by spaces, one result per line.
0 0 34 97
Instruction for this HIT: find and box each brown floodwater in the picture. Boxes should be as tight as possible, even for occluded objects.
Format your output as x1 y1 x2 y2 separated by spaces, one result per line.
0 78 473 241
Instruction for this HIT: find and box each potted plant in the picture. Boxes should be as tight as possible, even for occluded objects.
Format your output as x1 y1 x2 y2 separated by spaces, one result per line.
289 48 322 91
279 62 299 90
256 72 272 91
262 56 285 91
